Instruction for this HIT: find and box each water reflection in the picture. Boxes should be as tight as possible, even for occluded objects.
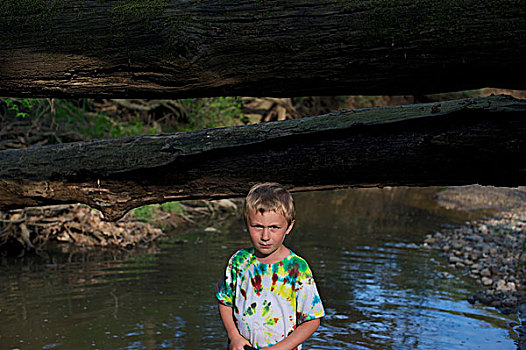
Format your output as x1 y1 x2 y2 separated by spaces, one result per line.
0 188 519 349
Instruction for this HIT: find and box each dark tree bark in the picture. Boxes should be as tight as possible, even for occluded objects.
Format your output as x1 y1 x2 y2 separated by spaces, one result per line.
1 95 525 220
0 0 525 98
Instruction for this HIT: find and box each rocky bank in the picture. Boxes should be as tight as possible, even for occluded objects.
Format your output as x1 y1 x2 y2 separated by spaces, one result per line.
428 185 526 314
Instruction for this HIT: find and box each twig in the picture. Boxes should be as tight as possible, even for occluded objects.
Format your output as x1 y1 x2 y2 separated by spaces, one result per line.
110 291 119 319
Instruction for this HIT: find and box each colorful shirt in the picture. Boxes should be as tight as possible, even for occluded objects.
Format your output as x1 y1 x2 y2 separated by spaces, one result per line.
216 248 325 349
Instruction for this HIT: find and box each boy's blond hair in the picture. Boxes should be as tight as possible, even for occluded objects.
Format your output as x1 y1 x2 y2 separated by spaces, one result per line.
244 182 295 226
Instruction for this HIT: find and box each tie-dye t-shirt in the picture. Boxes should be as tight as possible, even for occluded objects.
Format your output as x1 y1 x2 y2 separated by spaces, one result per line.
216 248 325 349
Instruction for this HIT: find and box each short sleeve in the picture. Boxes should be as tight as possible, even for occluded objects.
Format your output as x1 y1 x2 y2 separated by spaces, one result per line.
296 266 325 324
216 255 235 307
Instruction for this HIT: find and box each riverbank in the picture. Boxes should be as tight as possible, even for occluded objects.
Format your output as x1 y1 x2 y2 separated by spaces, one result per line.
0 199 239 256
426 185 526 315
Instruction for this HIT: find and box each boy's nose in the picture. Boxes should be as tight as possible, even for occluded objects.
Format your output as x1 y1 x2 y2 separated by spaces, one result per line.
261 228 270 240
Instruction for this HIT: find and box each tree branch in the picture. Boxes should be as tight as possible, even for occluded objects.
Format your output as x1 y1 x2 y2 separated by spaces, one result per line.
0 95 525 220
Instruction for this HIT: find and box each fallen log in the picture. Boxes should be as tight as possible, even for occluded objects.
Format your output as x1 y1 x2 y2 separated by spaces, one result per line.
1 94 525 220
0 0 525 98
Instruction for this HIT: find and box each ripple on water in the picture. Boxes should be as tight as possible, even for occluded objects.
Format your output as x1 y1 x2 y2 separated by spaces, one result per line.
305 240 518 349
0 188 521 349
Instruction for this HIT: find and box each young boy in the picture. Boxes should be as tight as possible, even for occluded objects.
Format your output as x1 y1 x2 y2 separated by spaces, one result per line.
216 183 325 350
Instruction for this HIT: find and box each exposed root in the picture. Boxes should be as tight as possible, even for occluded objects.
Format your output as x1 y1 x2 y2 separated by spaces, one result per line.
0 204 163 255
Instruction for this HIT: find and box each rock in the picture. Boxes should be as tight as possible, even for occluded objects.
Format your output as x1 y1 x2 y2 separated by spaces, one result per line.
449 256 461 264
482 277 493 286
496 280 517 293
491 300 502 307
480 268 492 277
507 282 517 292
424 235 435 244
502 296 518 308
472 234 483 243
496 279 507 291
453 241 464 250
475 293 494 305
438 271 453 279
490 266 500 275
427 187 526 314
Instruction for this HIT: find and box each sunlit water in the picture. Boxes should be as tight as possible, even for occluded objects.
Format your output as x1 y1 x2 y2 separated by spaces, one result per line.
0 188 521 349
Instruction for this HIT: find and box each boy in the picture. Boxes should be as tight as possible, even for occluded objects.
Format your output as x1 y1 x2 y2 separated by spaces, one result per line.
216 183 325 350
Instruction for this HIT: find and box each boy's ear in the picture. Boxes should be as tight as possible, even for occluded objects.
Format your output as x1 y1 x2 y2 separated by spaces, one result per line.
285 220 295 235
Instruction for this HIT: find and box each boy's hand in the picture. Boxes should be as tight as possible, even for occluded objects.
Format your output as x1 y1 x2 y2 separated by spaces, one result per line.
230 334 252 350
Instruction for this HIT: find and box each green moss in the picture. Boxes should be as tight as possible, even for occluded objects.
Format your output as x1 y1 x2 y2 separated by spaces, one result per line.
336 0 524 48
108 0 169 61
0 0 64 31
161 201 184 214
131 204 160 221
110 0 167 23
163 13 194 63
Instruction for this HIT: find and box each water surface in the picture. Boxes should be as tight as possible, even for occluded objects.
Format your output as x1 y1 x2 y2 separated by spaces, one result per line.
0 188 520 349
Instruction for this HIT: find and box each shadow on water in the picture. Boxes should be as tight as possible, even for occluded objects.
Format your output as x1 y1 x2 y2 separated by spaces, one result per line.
0 187 520 349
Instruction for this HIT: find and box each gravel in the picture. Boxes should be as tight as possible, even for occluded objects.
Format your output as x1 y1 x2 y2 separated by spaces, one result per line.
426 185 526 315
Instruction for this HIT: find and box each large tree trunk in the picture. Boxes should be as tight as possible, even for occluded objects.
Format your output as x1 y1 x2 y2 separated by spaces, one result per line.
1 0 524 98
1 95 525 220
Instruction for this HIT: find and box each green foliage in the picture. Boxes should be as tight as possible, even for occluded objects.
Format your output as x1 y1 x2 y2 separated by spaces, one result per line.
131 204 160 221
2 98 37 118
179 97 246 131
160 201 184 214
1 96 247 144
131 201 184 222
51 99 160 139
1 98 160 140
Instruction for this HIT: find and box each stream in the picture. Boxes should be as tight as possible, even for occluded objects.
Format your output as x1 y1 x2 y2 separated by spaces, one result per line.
0 187 520 349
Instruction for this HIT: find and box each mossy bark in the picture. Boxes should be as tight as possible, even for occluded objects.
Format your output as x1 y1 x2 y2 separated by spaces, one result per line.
1 95 525 220
0 0 525 98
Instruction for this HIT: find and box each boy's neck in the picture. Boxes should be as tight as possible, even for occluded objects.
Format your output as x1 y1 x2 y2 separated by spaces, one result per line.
255 246 290 264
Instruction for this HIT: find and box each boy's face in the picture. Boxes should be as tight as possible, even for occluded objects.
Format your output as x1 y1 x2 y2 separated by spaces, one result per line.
247 208 294 260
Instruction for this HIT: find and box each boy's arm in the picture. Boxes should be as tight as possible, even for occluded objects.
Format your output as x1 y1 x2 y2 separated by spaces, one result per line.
218 302 252 350
262 318 320 350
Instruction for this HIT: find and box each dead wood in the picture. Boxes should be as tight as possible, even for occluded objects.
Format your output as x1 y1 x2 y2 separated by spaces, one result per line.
1 0 524 98
1 94 525 221
0 204 164 254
